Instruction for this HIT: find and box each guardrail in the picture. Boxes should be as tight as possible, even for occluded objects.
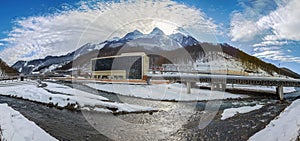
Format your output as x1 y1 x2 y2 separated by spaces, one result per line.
0 76 20 81
0 75 51 81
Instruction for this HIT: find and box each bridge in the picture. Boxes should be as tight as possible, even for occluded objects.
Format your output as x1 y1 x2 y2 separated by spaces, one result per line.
2 74 300 100
146 74 300 100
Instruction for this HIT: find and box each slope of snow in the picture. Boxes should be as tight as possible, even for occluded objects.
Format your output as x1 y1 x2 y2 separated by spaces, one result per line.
194 52 271 76
221 105 263 120
197 83 296 94
195 59 244 72
249 99 300 141
169 33 198 46
44 82 108 101
0 81 157 113
43 82 154 113
41 63 64 74
228 84 296 94
0 83 75 107
0 103 58 141
85 83 248 101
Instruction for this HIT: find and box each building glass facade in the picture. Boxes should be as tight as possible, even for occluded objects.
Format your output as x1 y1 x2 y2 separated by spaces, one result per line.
92 56 142 79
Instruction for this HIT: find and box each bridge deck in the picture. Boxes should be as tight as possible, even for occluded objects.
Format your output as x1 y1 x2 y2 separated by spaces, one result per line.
146 74 300 100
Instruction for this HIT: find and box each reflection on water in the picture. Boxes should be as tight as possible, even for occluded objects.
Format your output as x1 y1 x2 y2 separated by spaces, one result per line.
0 82 299 140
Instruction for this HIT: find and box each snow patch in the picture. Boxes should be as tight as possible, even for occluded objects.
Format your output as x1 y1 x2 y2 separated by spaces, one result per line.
197 83 297 94
0 81 157 113
0 103 58 141
228 84 296 93
221 105 263 120
249 99 300 141
85 83 248 101
44 82 108 101
0 83 76 107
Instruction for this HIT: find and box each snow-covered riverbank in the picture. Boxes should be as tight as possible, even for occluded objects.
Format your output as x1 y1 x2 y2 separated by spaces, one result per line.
0 80 157 113
229 85 296 94
197 83 296 94
85 83 248 101
249 99 300 141
0 103 58 141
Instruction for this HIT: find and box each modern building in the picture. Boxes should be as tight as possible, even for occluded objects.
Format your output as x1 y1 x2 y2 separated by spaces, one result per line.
91 52 149 80
162 64 195 72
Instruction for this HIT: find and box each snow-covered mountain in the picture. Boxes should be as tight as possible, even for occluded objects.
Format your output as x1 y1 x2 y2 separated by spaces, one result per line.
169 33 198 47
103 27 199 50
12 54 73 74
120 29 144 41
11 27 300 79
12 43 99 74
12 27 199 74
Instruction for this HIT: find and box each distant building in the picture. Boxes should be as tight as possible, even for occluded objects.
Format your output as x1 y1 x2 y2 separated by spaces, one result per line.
162 64 194 72
91 52 149 80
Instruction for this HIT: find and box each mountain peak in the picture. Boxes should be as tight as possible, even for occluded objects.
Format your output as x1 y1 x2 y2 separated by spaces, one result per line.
122 29 143 40
132 29 143 35
150 27 164 35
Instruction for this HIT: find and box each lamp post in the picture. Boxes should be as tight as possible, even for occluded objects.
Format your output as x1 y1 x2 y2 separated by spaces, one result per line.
279 63 280 77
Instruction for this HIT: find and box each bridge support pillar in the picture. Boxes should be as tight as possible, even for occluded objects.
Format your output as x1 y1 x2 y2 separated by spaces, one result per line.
222 84 226 90
276 85 284 100
211 83 219 91
186 81 191 94
146 76 151 85
211 83 226 91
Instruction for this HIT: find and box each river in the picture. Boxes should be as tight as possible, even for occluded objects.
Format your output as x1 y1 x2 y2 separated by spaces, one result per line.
0 82 299 141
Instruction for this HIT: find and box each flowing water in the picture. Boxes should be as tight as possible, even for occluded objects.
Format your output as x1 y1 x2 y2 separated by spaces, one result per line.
0 82 299 141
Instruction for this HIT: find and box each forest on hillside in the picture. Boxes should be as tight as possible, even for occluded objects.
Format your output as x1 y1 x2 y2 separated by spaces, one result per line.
0 59 19 76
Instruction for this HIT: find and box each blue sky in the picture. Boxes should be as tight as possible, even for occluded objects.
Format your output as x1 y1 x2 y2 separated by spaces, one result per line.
0 0 299 74
0 0 72 39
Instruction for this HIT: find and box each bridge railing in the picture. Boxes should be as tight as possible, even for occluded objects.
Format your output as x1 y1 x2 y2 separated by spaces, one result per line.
146 74 300 87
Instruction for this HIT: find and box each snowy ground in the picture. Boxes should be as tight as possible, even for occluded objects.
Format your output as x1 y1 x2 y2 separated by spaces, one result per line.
0 80 157 113
0 103 58 141
197 83 296 94
85 83 248 101
249 99 300 141
221 105 264 120
228 85 296 94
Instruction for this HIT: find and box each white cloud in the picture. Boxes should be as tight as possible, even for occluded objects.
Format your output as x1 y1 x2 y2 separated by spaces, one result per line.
230 0 300 42
253 40 288 47
229 12 261 42
253 50 281 58
0 0 218 65
253 47 300 63
230 0 300 64
256 0 300 41
0 43 4 46
229 0 278 42
253 46 281 52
